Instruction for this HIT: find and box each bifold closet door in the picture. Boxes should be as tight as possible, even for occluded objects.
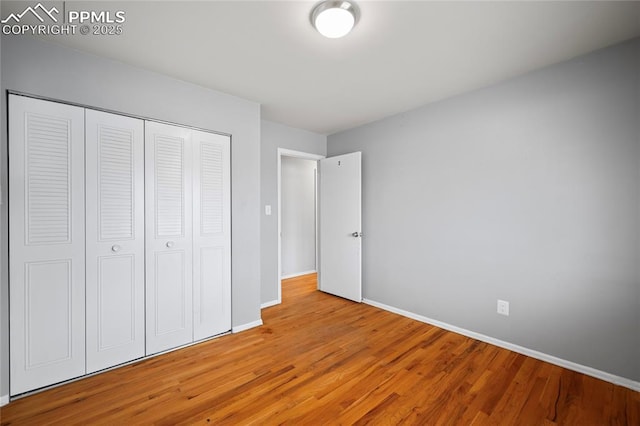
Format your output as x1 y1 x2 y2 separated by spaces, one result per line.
145 121 193 355
192 130 231 340
9 95 86 395
85 110 145 373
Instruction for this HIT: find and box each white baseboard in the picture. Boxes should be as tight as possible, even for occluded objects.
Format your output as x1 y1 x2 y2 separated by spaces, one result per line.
261 299 280 309
363 298 640 392
232 319 263 333
1 394 9 407
281 270 316 280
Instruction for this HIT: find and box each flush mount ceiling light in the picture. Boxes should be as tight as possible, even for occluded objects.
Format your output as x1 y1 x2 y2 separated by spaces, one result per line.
311 1 360 39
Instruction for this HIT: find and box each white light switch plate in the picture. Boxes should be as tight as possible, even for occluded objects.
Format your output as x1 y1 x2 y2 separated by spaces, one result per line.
497 299 510 316
265 205 272 216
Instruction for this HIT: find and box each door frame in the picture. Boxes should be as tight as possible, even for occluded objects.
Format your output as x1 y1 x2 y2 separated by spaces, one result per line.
276 148 325 304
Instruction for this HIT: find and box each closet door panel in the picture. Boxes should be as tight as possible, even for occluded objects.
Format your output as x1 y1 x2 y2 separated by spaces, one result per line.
145 121 193 355
192 131 231 340
154 251 188 333
85 110 145 373
9 95 86 395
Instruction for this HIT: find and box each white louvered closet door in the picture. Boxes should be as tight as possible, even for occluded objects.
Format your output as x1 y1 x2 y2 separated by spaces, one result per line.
9 95 86 395
192 130 231 341
85 110 145 373
145 121 194 355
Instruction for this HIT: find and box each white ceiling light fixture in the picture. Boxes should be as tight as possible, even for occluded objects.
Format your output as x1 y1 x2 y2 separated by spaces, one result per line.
311 1 360 39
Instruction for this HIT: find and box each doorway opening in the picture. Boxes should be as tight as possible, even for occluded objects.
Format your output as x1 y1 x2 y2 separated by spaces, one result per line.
277 149 325 304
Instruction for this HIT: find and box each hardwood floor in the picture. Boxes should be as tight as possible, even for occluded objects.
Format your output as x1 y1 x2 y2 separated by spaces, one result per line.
1 273 638 425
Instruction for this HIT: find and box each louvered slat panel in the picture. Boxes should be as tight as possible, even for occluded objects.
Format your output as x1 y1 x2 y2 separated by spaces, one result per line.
10 95 86 395
155 136 184 237
192 131 230 341
145 122 193 355
26 113 71 244
99 125 134 240
200 143 223 235
86 109 145 374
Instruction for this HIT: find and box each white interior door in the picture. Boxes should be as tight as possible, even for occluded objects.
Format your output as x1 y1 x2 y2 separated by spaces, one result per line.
319 152 362 302
145 121 193 355
9 95 86 395
85 110 145 373
192 130 231 340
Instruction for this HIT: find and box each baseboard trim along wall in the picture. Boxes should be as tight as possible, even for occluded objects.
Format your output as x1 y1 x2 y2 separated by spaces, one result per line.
363 298 640 392
232 319 264 333
261 300 280 309
281 270 317 280
1 394 9 407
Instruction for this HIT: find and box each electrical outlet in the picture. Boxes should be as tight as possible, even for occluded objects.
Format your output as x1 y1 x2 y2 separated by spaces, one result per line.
497 299 509 316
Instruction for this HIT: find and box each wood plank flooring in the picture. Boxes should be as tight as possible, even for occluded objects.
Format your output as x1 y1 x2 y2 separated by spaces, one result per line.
1 273 638 425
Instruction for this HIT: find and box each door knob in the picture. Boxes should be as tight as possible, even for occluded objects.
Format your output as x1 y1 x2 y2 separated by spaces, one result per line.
111 244 121 253
352 231 362 238
166 241 174 248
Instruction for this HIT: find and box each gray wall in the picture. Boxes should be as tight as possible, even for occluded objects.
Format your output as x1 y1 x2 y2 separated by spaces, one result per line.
281 158 317 277
1 36 262 398
0 30 3 404
261 120 326 305
328 38 640 382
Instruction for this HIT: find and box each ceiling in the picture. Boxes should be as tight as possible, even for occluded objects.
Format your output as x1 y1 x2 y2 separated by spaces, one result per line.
3 1 640 135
